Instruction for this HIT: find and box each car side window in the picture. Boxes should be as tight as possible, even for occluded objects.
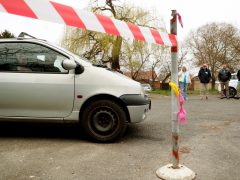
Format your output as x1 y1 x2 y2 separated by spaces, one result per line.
0 42 68 73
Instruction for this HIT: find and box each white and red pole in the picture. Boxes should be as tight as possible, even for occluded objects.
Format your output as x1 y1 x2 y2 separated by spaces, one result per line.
170 9 180 169
156 10 196 179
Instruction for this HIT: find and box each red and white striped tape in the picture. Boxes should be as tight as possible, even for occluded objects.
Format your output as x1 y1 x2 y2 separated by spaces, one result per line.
0 0 177 47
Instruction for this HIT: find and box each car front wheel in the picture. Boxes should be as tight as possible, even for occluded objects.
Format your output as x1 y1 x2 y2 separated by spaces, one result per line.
81 100 127 142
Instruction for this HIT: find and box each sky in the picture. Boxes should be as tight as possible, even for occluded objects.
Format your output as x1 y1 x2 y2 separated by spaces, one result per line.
0 0 239 44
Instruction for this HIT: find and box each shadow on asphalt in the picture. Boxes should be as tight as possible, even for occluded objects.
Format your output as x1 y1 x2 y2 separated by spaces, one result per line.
0 121 89 141
124 124 166 142
0 122 165 143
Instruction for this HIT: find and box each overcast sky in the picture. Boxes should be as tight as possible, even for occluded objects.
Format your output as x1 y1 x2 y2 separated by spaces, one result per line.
0 0 239 44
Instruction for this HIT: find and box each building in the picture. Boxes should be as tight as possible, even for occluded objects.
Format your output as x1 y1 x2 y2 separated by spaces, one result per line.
124 70 160 89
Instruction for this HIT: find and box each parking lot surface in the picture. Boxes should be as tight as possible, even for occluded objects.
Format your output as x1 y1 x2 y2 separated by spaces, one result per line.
0 94 239 180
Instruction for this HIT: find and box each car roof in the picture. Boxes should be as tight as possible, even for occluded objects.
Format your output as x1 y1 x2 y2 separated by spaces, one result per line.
0 32 48 43
0 37 46 43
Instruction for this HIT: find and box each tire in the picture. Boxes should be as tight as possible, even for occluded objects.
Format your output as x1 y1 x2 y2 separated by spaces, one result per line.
81 100 127 142
223 87 237 98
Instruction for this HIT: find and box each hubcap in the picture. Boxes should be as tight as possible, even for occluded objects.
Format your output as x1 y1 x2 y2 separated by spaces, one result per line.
92 109 116 133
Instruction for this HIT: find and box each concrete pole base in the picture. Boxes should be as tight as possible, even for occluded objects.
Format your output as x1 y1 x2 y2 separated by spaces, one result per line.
156 164 196 180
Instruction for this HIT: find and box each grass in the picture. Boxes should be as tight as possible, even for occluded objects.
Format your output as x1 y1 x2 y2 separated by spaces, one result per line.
150 89 171 96
149 89 219 96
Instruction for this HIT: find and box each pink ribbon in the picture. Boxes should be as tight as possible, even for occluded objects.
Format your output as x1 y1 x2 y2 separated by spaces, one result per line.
177 90 187 124
176 13 183 28
169 81 187 125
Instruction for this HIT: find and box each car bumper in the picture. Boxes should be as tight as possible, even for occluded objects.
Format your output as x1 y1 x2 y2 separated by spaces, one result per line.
127 104 150 123
120 94 151 123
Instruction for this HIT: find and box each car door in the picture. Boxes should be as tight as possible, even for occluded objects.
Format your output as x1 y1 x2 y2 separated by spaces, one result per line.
0 41 74 118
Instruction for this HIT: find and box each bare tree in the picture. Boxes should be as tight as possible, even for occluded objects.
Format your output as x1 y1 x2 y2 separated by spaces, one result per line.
187 23 240 89
61 28 113 64
121 41 152 80
157 44 187 83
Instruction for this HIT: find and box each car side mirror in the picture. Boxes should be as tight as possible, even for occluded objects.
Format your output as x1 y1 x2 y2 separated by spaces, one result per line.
62 59 77 70
75 63 84 75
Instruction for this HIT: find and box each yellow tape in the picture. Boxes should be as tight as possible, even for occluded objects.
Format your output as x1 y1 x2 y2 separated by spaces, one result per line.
169 81 180 96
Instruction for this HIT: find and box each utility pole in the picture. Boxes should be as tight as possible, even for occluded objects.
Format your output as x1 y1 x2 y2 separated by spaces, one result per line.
156 10 196 180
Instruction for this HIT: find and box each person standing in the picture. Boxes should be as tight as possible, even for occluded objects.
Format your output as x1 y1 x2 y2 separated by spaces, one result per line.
178 65 191 101
237 69 240 98
218 64 231 99
198 64 212 99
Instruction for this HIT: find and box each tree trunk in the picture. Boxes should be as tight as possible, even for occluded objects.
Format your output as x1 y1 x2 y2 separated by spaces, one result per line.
111 36 123 70
211 76 216 90
162 72 171 83
151 66 154 87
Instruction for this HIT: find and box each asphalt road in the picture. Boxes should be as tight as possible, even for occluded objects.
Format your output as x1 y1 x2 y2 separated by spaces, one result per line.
0 94 239 180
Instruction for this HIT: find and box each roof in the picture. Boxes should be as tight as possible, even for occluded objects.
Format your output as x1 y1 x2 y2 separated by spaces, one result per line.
124 70 159 81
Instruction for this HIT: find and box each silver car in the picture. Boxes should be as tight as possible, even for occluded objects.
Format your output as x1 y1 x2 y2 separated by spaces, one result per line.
0 33 151 142
141 83 152 92
217 73 238 97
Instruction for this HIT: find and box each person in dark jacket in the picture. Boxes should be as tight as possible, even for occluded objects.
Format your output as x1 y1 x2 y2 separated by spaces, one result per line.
198 63 212 99
218 64 232 99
